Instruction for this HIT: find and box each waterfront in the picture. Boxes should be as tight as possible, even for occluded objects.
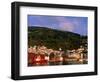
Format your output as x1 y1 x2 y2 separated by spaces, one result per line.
28 45 87 66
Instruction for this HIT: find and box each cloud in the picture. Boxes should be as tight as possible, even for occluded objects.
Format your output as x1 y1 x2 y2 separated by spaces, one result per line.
54 17 75 32
59 22 74 32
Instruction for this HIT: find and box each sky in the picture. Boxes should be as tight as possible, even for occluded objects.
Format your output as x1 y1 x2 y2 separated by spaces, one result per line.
28 15 88 36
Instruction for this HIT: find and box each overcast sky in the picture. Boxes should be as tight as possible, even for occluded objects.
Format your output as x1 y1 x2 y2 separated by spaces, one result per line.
28 15 88 36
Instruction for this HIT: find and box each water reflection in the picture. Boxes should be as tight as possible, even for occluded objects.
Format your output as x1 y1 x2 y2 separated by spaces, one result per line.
28 53 87 66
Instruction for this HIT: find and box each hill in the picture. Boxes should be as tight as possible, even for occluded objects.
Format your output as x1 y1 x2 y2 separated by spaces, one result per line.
28 26 87 50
